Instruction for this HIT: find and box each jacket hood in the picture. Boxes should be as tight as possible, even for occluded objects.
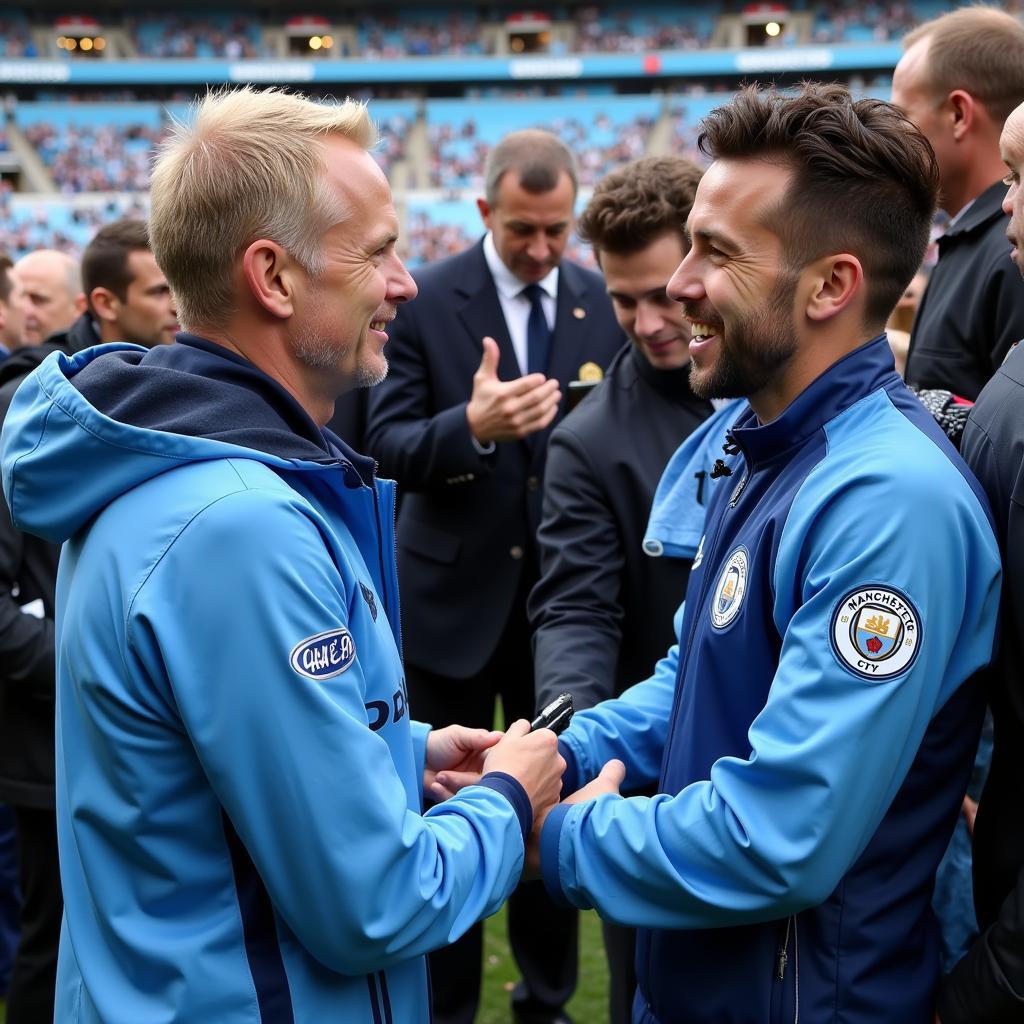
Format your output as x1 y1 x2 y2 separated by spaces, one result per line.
1 335 373 544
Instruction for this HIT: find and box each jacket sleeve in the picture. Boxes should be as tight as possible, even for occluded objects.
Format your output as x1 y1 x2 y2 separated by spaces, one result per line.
553 611 681 795
365 299 497 490
937 872 1024 1023
129 488 526 976
540 454 1001 929
530 423 627 713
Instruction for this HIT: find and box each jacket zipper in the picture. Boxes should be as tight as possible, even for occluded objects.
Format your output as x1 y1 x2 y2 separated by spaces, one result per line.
775 915 800 1024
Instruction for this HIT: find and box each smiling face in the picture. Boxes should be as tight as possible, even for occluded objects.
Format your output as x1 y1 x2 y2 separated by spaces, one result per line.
478 170 575 284
600 231 691 370
1001 102 1024 275
291 136 417 389
668 158 801 412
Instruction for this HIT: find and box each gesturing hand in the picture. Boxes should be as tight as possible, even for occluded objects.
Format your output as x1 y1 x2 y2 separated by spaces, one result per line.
465 337 561 444
424 724 503 802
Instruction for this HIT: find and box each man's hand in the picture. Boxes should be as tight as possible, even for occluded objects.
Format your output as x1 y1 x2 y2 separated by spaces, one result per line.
466 336 562 444
525 759 626 876
481 719 566 819
961 795 978 837
424 725 502 801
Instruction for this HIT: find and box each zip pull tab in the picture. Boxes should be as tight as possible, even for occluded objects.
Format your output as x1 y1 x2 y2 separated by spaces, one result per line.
776 947 788 981
776 915 793 980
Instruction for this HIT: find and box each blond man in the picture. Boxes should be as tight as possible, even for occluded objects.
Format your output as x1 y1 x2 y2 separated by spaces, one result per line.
0 87 565 1024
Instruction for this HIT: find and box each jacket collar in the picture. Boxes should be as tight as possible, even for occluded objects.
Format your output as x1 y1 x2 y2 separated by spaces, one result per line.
730 334 899 466
943 179 1008 240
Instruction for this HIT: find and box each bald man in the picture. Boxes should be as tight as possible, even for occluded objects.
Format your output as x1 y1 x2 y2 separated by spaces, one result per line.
12 250 85 348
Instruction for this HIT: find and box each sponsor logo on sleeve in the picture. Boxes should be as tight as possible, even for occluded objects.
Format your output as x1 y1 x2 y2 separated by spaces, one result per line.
830 586 921 680
710 546 748 629
290 627 356 680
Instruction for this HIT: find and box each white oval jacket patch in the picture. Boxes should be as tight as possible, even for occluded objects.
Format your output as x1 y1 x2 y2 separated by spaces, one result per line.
290 627 356 680
710 547 748 629
830 586 921 680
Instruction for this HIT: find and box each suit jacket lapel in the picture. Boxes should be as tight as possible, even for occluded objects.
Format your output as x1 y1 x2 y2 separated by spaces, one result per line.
548 261 601 388
454 240 520 382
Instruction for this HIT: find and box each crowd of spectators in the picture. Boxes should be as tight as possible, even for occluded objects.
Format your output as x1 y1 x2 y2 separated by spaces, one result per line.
811 0 920 42
23 120 163 193
127 15 268 59
370 110 413 176
357 11 491 58
0 16 35 58
572 5 713 52
0 189 147 260
428 110 655 189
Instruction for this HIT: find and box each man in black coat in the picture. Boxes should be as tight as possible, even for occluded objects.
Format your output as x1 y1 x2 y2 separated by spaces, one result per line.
937 98 1024 1024
893 6 1024 400
528 156 714 1024
0 221 176 1024
366 130 624 1024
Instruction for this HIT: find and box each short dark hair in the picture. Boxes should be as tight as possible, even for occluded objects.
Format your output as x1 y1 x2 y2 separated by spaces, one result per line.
904 6 1024 126
577 156 703 258
698 83 939 328
483 129 578 207
82 219 152 307
0 254 13 304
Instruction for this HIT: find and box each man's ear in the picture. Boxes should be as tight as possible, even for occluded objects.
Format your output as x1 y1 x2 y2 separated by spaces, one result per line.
947 89 975 142
74 291 88 316
241 239 299 320
476 197 493 231
89 286 118 324
804 253 863 323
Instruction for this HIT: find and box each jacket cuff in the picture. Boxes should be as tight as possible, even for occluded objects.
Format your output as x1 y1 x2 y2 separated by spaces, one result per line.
540 803 574 908
558 738 579 798
478 771 532 841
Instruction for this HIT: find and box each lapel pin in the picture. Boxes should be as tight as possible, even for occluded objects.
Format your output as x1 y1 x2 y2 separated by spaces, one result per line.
573 307 586 320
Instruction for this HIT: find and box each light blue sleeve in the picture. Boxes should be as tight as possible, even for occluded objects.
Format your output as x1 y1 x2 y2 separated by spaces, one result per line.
542 436 1001 928
558 603 682 792
411 719 431 789
130 487 525 975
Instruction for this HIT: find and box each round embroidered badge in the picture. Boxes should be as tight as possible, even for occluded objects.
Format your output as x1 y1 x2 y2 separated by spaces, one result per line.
710 547 748 629
830 586 921 681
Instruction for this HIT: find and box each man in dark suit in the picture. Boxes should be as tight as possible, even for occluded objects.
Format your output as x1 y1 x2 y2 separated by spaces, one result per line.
366 129 624 1024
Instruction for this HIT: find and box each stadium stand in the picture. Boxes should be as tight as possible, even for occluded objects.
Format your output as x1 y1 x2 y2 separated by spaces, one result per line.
127 13 268 58
357 8 492 57
426 94 660 189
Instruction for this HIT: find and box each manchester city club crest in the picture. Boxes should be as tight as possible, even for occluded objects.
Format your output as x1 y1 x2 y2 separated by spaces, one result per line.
830 585 922 680
710 547 748 629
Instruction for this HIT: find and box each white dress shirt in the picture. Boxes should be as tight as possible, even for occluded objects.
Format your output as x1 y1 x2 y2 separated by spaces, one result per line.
483 232 559 376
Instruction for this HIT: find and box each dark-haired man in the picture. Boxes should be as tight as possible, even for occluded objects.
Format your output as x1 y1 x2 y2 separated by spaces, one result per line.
893 5 1024 400
0 220 175 1023
367 129 624 1024
528 84 1001 1023
529 155 715 1024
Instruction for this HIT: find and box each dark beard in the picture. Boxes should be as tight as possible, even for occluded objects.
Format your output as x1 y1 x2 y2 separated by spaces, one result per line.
688 273 799 402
